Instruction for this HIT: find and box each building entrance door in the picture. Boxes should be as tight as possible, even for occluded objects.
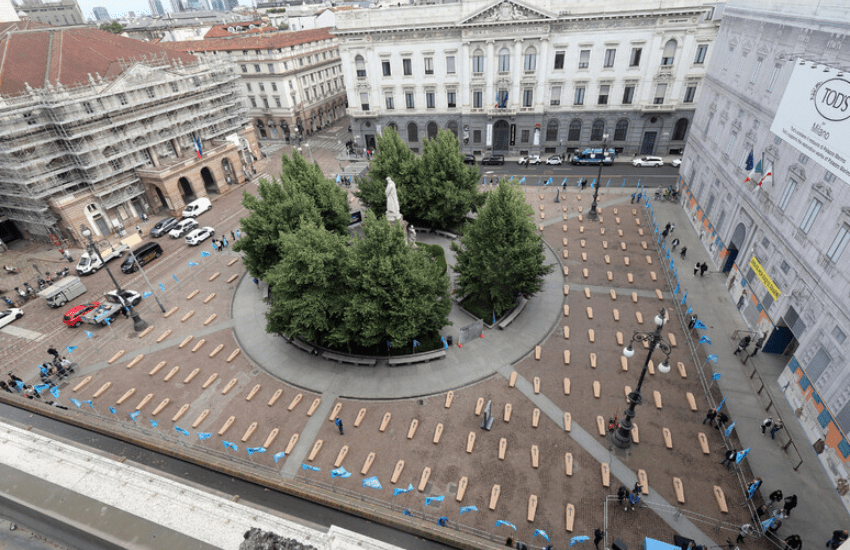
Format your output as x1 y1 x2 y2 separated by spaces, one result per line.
640 131 657 155
493 120 509 153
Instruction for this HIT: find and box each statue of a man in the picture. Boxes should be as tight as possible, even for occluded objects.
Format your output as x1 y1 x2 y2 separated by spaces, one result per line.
408 224 416 243
385 177 401 221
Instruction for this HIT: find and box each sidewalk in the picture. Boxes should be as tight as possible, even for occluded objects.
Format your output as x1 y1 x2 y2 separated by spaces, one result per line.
655 198 848 546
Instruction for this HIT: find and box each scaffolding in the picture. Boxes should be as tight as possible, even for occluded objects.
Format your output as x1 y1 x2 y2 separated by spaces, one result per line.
0 53 247 240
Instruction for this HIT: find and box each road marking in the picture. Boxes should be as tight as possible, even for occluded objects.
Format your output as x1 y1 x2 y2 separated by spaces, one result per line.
1 325 45 341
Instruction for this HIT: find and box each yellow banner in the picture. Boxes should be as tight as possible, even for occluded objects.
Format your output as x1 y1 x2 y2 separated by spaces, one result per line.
750 256 781 300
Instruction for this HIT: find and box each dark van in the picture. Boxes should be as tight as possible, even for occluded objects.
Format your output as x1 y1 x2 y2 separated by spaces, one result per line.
121 242 163 273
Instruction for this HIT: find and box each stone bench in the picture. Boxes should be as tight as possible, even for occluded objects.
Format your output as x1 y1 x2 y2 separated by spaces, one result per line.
322 351 377 367
434 229 458 239
498 297 529 329
287 337 316 355
388 349 446 366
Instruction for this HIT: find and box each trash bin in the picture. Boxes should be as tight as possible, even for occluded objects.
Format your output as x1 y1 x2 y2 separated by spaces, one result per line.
446 335 453 347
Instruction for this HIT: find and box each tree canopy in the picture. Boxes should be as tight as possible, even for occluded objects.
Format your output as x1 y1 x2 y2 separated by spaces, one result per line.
99 22 123 33
356 127 482 231
451 180 553 317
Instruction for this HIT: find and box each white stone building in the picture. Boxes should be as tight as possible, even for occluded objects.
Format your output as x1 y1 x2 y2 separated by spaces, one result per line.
334 0 721 156
679 0 850 489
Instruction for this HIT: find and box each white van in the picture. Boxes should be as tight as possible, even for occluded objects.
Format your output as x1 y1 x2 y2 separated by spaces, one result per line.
182 197 212 218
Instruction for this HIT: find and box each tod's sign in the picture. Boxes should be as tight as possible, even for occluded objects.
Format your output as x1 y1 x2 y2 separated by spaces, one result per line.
771 61 850 182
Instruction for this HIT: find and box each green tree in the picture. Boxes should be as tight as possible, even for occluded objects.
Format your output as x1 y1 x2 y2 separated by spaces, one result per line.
404 129 484 230
451 180 553 317
99 22 123 33
340 211 451 349
265 220 349 345
355 127 420 216
279 152 349 235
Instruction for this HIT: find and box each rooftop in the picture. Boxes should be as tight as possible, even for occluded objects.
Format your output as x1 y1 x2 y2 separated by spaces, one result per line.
163 26 335 53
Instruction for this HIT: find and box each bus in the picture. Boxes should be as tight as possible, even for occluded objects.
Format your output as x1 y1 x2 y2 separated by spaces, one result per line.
571 148 616 166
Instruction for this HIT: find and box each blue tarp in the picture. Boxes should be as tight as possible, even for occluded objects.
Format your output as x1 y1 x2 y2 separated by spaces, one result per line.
644 538 681 550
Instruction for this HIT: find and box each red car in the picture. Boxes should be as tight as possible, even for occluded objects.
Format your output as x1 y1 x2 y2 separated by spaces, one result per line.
63 302 100 327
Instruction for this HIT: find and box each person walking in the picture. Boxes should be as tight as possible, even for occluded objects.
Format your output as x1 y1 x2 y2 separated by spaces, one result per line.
136 225 143 236
736 524 755 544
784 535 802 550
665 222 671 233
662 228 669 241
47 346 59 361
694 262 701 276
827 530 849 550
671 238 680 252
700 263 709 277
735 335 752 356
334 417 344 435
703 408 717 426
617 486 629 509
235 229 242 240
688 314 699 330
751 334 766 358
769 489 784 508
669 223 675 234
680 246 688 259
761 417 773 434
721 449 737 469
230 231 236 242
783 494 798 517
630 193 636 204
594 528 605 550
770 420 784 439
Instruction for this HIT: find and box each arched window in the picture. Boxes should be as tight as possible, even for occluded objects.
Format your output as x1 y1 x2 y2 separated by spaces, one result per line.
524 46 537 72
355 55 366 77
498 47 510 72
427 121 438 140
545 119 559 142
446 120 459 138
590 119 605 141
472 49 484 73
407 122 418 143
672 118 689 141
568 119 581 142
662 40 677 66
613 119 629 141
388 122 398 132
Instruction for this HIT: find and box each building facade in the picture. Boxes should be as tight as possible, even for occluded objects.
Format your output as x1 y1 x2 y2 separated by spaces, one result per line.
17 0 83 26
679 0 850 497
0 22 258 247
92 6 109 20
148 0 165 17
166 27 347 141
334 0 721 156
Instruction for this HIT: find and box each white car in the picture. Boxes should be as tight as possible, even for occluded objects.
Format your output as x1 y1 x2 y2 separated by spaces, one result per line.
546 155 563 165
671 158 682 168
105 289 142 307
518 155 541 165
632 156 664 167
0 308 23 329
169 218 198 239
185 226 215 246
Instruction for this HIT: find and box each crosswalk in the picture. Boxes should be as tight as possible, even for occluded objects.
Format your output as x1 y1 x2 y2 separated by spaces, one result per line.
304 136 347 152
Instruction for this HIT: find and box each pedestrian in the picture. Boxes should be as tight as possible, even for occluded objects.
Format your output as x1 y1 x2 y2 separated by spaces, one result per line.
581 178 587 190
769 489 783 507
335 417 344 435
628 490 640 510
703 408 717 426
141 212 148 222
688 314 699 330
136 225 143 236
680 246 687 259
828 530 849 550
694 262 701 276
736 524 755 544
715 412 729 429
630 193 636 204
736 335 752 356
669 223 675 234
662 228 669 240
783 494 797 517
721 449 737 469
594 528 605 550
617 485 629 508
761 416 773 434
505 537 514 547
63 248 73 262
700 263 708 277
636 192 642 202
665 222 672 233
751 333 766 357
222 236 228 248
671 238 680 252
633 482 642 495
784 534 802 550
770 419 784 439
47 346 59 360
748 477 762 497
230 231 235 242
235 229 242 240
253 277 259 289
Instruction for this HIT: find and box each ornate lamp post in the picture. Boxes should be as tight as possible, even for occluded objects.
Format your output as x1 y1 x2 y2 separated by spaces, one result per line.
612 307 672 449
80 225 148 332
587 133 609 221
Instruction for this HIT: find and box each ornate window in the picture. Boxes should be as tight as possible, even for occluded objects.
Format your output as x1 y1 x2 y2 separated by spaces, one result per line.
590 119 605 141
568 119 581 141
545 120 558 142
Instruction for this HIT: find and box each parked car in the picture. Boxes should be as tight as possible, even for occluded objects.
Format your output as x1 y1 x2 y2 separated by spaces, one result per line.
480 155 505 166
181 197 212 218
671 158 682 168
0 308 23 329
105 289 142 307
185 227 215 246
518 154 541 165
63 302 101 328
169 218 198 239
546 155 563 165
632 156 664 167
120 242 163 273
463 154 477 165
150 217 179 238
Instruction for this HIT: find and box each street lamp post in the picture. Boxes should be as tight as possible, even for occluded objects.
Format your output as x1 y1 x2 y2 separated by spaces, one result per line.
612 308 672 449
80 225 148 332
587 133 609 221
304 142 314 163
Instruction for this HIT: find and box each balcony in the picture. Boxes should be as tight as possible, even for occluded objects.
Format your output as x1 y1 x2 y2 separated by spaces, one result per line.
487 107 516 117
